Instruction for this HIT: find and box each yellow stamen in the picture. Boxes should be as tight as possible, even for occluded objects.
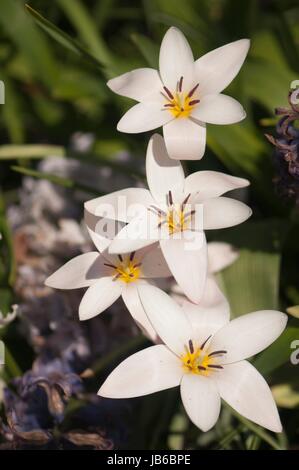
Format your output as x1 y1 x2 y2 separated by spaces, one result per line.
181 340 224 377
114 260 141 283
165 94 200 119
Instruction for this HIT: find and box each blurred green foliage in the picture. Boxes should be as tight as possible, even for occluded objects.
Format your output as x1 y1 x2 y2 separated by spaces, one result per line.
0 0 299 450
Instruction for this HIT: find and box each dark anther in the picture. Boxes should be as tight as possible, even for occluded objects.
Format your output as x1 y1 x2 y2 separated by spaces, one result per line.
189 99 200 106
164 103 175 108
178 76 183 92
188 339 194 354
208 365 223 369
208 350 227 357
168 190 173 206
197 366 206 371
200 335 212 350
133 262 142 268
104 263 117 269
181 193 191 209
118 255 123 262
130 252 135 261
188 83 199 98
163 86 174 100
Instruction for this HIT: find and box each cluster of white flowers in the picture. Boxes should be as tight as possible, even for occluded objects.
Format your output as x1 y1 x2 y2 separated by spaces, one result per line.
46 28 287 433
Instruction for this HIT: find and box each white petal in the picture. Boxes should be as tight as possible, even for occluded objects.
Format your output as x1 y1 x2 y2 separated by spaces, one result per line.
208 242 239 274
86 226 113 253
138 284 193 355
99 344 182 398
216 361 282 432
122 283 158 342
146 134 185 203
180 374 221 432
84 188 154 224
194 39 250 95
141 244 172 278
117 102 172 134
202 197 252 230
163 118 206 161
182 276 229 343
107 68 163 102
210 310 288 363
79 277 122 320
108 209 160 254
160 231 207 303
191 94 246 125
184 170 249 202
159 27 195 92
45 252 108 289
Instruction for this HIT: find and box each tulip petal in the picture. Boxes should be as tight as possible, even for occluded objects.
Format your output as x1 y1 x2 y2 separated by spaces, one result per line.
98 344 182 398
215 361 282 432
163 118 206 161
181 374 221 432
107 68 163 103
159 27 195 92
79 277 122 320
194 39 250 95
208 242 239 274
122 283 158 342
87 226 112 253
160 231 207 303
184 170 249 202
141 244 172 278
182 276 229 343
84 188 154 223
202 197 252 229
191 94 246 125
146 134 185 203
45 252 108 289
108 210 161 254
210 310 288 363
117 102 172 134
138 284 193 355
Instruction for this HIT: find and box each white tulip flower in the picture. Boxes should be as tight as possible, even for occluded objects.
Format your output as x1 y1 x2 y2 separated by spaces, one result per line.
85 134 251 302
45 231 171 341
99 285 287 433
108 27 249 160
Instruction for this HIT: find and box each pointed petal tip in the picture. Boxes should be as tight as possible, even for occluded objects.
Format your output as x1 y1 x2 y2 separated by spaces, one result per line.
44 276 54 288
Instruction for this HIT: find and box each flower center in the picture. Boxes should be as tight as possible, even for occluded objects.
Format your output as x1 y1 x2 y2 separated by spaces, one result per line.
162 77 200 119
149 192 195 235
181 338 227 376
104 253 141 283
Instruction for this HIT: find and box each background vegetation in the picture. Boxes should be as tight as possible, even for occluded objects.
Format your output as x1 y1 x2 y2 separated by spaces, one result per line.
0 0 299 450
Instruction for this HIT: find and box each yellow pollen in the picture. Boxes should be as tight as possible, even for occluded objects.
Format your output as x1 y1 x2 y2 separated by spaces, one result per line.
159 204 193 234
181 348 210 376
167 208 187 234
181 340 225 376
115 261 141 283
163 80 200 119
169 93 196 118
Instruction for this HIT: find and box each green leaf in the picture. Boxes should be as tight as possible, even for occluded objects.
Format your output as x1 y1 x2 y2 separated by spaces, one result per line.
271 383 299 409
0 0 58 88
254 326 299 376
0 145 64 160
56 0 114 67
25 4 103 71
11 165 102 196
215 219 287 317
130 33 159 68
286 305 299 319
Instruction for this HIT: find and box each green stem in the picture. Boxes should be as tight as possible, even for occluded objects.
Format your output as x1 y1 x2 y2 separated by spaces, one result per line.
228 406 286 450
11 165 103 196
2 345 22 379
